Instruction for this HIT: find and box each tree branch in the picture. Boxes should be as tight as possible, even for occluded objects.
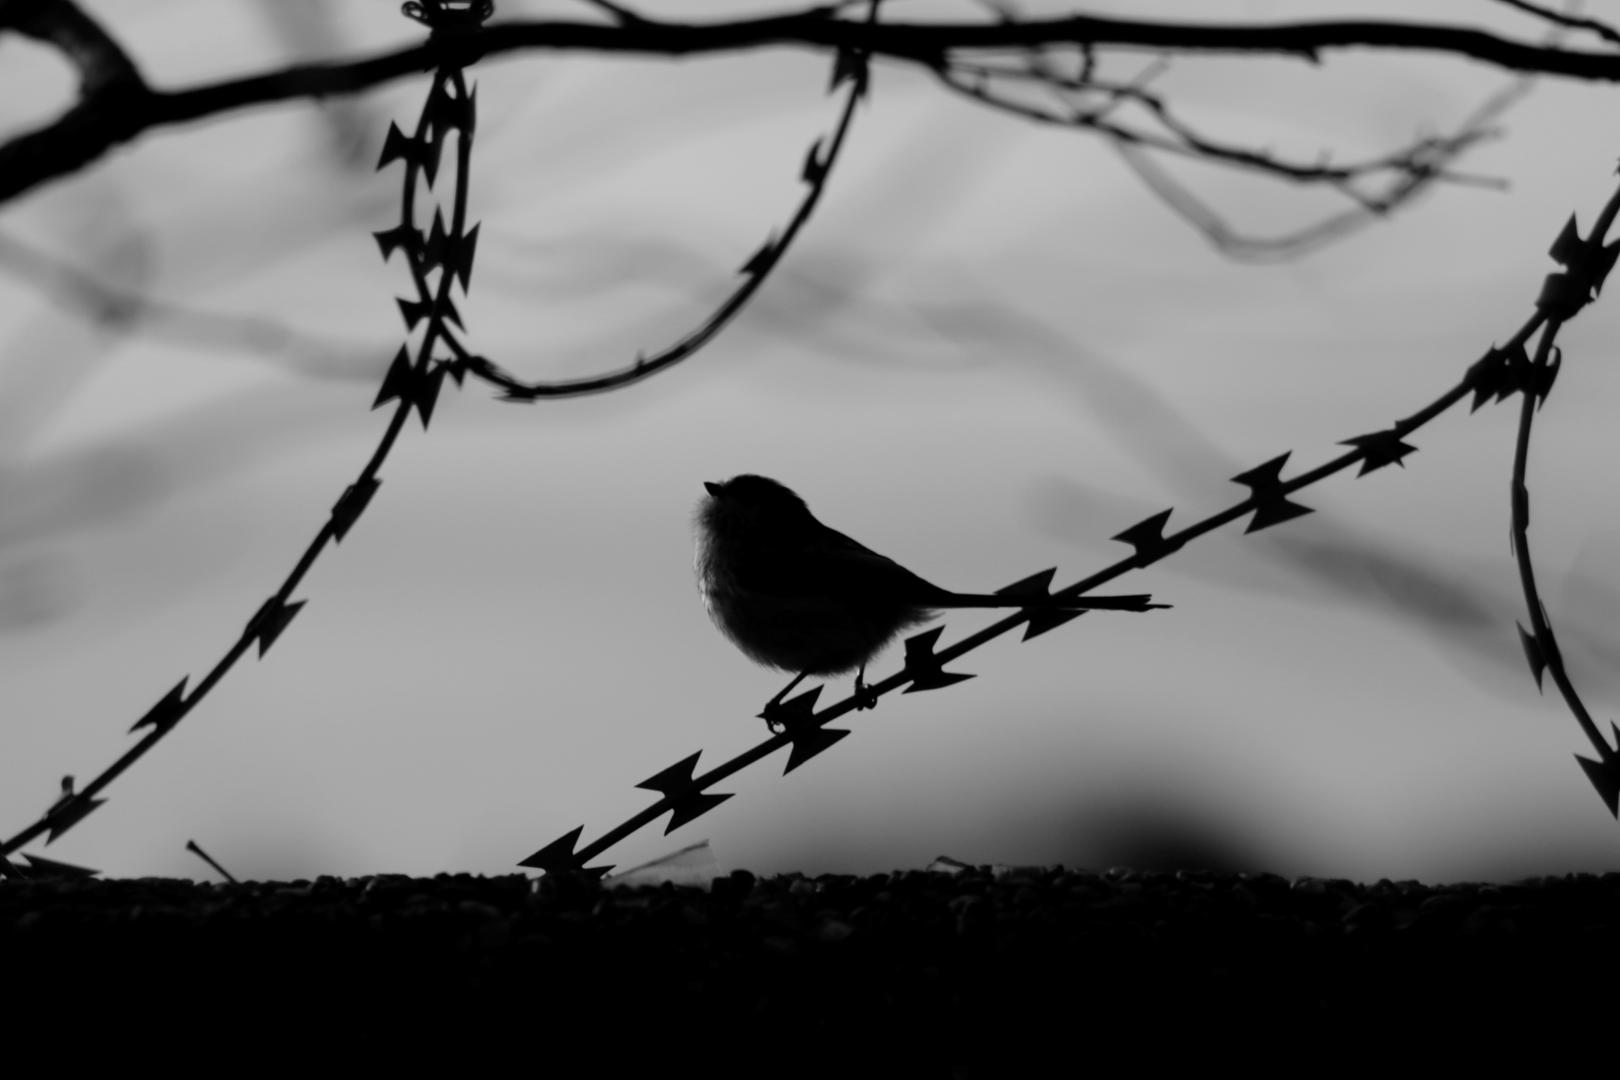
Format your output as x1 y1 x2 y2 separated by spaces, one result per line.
0 0 145 94
4 10 1620 208
1490 0 1620 49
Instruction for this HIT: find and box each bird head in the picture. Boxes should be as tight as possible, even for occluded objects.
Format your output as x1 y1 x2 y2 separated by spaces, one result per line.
700 474 814 535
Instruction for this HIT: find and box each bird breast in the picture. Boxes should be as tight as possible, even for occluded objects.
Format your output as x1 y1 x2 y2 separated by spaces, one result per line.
695 527 930 676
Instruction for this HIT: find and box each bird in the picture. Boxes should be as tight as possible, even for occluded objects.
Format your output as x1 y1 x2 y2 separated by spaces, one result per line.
694 474 1163 725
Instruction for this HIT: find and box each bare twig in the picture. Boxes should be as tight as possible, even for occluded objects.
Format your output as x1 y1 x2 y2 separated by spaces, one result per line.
0 0 144 94
933 58 1503 199
1491 0 1620 49
572 0 645 24
185 838 239 883
0 232 379 376
7 11 1620 207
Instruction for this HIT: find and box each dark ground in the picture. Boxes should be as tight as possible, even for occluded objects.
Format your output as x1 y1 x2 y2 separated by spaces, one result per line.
5 866 1615 1070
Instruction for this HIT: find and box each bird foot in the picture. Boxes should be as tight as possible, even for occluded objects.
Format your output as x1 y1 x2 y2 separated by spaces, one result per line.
852 675 879 711
757 704 788 734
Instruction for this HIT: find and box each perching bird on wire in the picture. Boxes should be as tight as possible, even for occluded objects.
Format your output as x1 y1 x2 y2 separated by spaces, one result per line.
695 474 1163 724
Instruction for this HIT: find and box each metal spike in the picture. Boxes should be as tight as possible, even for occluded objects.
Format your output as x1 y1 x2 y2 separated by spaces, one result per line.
739 237 777 277
330 479 381 544
1244 499 1313 534
373 224 420 263
664 791 733 833
452 223 480 291
396 297 431 330
129 678 189 735
760 685 823 730
901 627 976 692
372 348 414 409
1022 608 1083 641
1340 429 1417 476
784 726 851 774
519 825 586 872
802 138 827 185
1547 213 1582 265
996 568 1058 599
905 670 976 693
1112 509 1181 564
246 597 305 657
829 48 870 97
45 794 105 844
636 752 704 797
413 365 448 429
1517 622 1547 692
1232 454 1312 534
376 122 416 171
21 853 99 878
1230 453 1294 491
1575 731 1620 817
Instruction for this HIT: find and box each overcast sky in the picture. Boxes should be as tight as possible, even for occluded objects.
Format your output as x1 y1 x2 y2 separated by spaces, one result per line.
3 0 1620 882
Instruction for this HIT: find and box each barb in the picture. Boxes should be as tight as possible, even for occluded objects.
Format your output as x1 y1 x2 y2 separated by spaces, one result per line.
464 0 879 400
1506 179 1620 817
520 165 1620 874
0 1 490 863
13 853 98 878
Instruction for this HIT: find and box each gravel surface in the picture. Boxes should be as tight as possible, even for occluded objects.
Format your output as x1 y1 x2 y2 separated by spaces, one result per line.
6 865 1616 1068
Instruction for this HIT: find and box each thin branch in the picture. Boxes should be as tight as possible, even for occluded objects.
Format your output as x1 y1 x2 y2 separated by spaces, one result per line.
6 11 1620 207
1110 75 1526 260
0 0 145 94
932 59 1501 200
0 231 379 376
1101 1 1560 257
572 0 646 24
1491 0 1620 49
185 838 239 883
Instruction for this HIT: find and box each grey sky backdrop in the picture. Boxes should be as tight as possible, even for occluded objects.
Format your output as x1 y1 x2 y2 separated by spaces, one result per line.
3 0 1620 882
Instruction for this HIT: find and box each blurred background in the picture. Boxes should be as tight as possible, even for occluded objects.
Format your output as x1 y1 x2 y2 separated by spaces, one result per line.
2 0 1620 882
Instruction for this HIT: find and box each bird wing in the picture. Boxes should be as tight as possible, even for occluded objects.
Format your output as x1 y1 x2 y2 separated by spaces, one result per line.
731 524 949 605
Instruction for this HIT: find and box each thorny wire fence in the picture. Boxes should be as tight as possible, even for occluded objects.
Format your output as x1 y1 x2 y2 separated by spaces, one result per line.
1 0 1618 878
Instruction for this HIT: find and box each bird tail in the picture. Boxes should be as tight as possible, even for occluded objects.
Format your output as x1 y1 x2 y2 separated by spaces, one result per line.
936 593 1167 611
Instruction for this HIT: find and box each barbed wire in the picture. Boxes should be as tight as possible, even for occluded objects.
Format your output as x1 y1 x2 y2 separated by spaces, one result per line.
518 169 1620 876
5 0 1620 879
1506 190 1620 816
0 0 493 877
0 0 885 877
462 0 878 399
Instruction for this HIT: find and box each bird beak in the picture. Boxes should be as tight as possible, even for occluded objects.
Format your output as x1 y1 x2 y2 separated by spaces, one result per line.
704 481 723 497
